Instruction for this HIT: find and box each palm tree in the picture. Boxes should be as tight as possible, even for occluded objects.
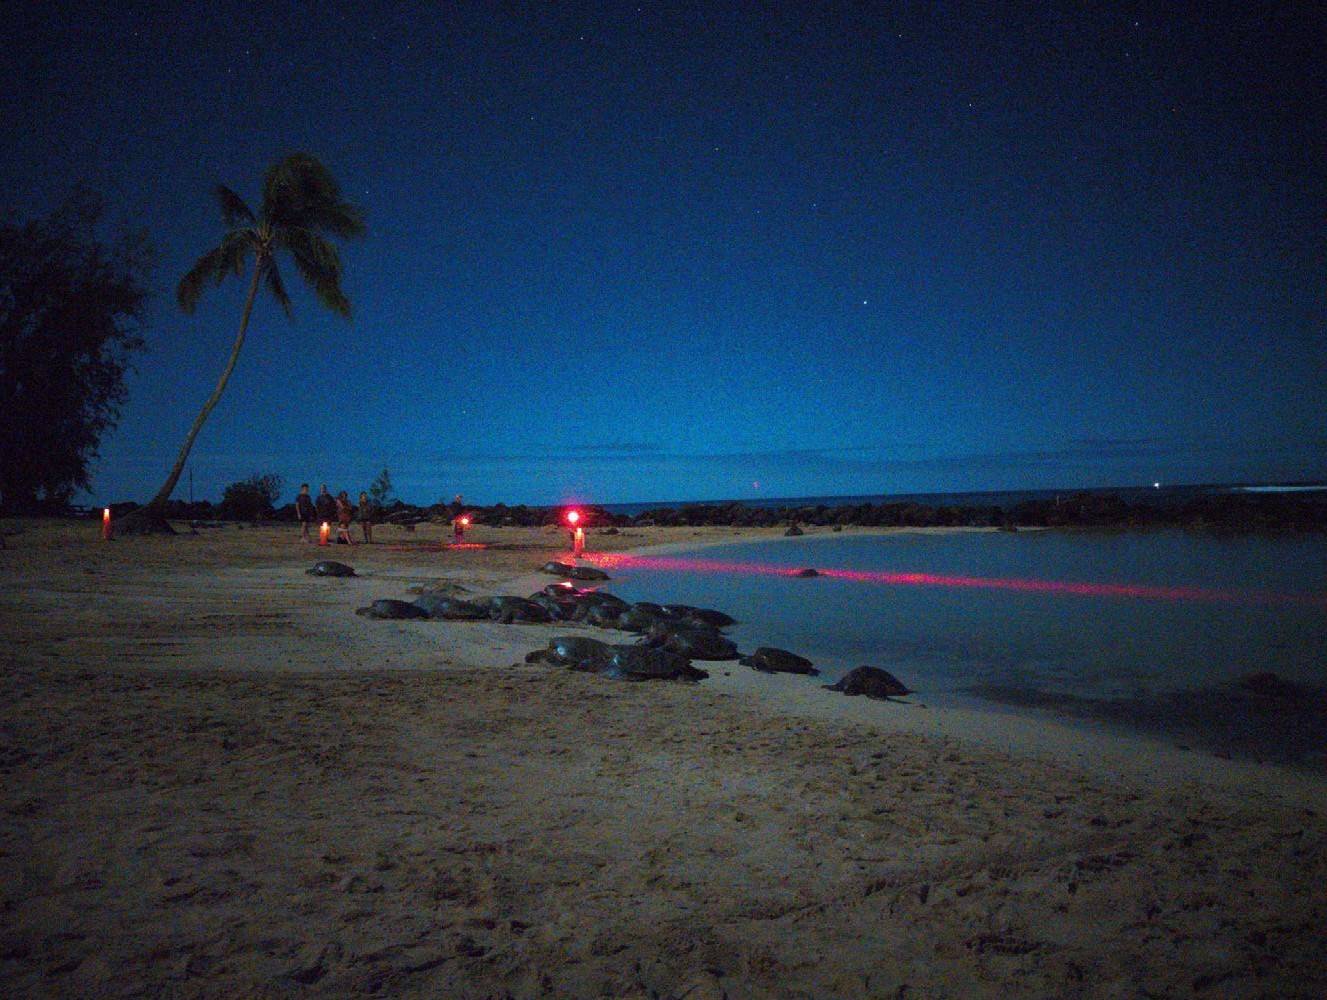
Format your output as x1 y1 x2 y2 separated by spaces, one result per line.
125 153 365 530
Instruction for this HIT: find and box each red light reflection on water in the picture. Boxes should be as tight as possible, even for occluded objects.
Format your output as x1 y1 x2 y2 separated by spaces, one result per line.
591 552 1324 608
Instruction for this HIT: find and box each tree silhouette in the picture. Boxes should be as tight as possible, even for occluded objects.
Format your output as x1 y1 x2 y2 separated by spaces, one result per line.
124 153 364 532
0 192 150 512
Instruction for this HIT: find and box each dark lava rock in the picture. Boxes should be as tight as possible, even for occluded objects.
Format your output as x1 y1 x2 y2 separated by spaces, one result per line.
306 560 356 577
823 666 911 699
413 594 488 620
740 647 819 676
785 524 804 536
356 598 430 620
793 568 819 578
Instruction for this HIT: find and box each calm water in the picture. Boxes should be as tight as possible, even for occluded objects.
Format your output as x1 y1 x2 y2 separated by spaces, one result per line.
601 531 1327 763
600 482 1327 516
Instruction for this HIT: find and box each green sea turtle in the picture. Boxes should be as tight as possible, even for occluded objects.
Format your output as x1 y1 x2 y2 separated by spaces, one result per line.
528 592 578 620
617 604 665 633
740 647 819 676
356 598 430 620
413 593 487 620
486 596 551 624
540 561 611 581
607 645 708 682
641 623 739 660
584 602 626 627
823 666 910 699
525 636 615 670
664 605 737 628
307 560 355 577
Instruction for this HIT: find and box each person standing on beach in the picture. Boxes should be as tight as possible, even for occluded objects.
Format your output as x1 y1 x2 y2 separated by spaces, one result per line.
295 483 316 543
315 484 335 526
334 490 355 544
358 490 377 544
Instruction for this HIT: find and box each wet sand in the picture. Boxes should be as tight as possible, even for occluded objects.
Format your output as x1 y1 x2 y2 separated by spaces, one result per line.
1 518 1324 998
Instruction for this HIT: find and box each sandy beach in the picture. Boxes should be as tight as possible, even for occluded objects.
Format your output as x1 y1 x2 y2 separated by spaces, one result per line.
1 518 1324 999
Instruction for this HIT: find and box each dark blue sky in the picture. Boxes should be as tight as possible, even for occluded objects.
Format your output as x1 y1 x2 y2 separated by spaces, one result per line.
6 1 1324 506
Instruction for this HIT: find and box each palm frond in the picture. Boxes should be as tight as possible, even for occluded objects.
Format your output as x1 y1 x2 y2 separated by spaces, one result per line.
279 226 342 278
261 152 366 239
214 185 255 227
177 249 224 313
280 228 351 319
263 259 293 318
300 200 367 240
217 229 253 276
177 233 253 313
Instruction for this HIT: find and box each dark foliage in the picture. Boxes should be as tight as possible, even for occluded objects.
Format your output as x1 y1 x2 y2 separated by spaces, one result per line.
219 472 283 521
0 192 151 512
368 466 393 505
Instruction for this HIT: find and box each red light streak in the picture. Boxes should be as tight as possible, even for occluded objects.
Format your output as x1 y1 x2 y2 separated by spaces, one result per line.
384 542 488 552
591 552 1325 608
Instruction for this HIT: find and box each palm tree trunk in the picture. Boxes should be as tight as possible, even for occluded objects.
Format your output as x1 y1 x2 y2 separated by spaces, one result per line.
144 260 265 513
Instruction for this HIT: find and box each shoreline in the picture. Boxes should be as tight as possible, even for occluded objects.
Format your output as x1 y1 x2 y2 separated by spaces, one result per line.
4 519 1326 997
552 527 1327 805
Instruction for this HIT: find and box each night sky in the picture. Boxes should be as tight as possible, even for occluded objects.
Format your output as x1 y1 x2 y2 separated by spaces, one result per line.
5 1 1324 507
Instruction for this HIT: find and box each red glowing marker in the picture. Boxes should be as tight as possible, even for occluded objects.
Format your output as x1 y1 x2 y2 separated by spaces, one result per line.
460 516 471 527
566 509 581 526
102 507 113 541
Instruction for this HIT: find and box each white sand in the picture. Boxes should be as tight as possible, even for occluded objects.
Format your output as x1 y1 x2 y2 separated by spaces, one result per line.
1 519 1323 998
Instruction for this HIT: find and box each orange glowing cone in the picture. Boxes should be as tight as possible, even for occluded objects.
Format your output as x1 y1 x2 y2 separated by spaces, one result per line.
573 526 585 557
102 507 113 541
319 522 330 546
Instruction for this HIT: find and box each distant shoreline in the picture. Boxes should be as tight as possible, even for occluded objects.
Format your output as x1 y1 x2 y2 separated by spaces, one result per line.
63 481 1327 536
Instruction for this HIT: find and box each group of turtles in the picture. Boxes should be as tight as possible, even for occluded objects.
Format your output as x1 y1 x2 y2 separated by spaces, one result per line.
308 558 911 698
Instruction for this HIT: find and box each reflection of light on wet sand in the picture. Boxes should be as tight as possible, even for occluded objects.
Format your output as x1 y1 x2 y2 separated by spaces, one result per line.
594 552 1326 608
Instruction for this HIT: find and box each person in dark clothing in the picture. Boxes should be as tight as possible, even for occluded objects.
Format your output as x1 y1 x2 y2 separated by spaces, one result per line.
358 491 378 543
295 483 317 543
314 484 335 526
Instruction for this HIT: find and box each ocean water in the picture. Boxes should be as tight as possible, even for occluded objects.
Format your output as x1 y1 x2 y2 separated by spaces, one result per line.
600 481 1327 516
598 531 1327 764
